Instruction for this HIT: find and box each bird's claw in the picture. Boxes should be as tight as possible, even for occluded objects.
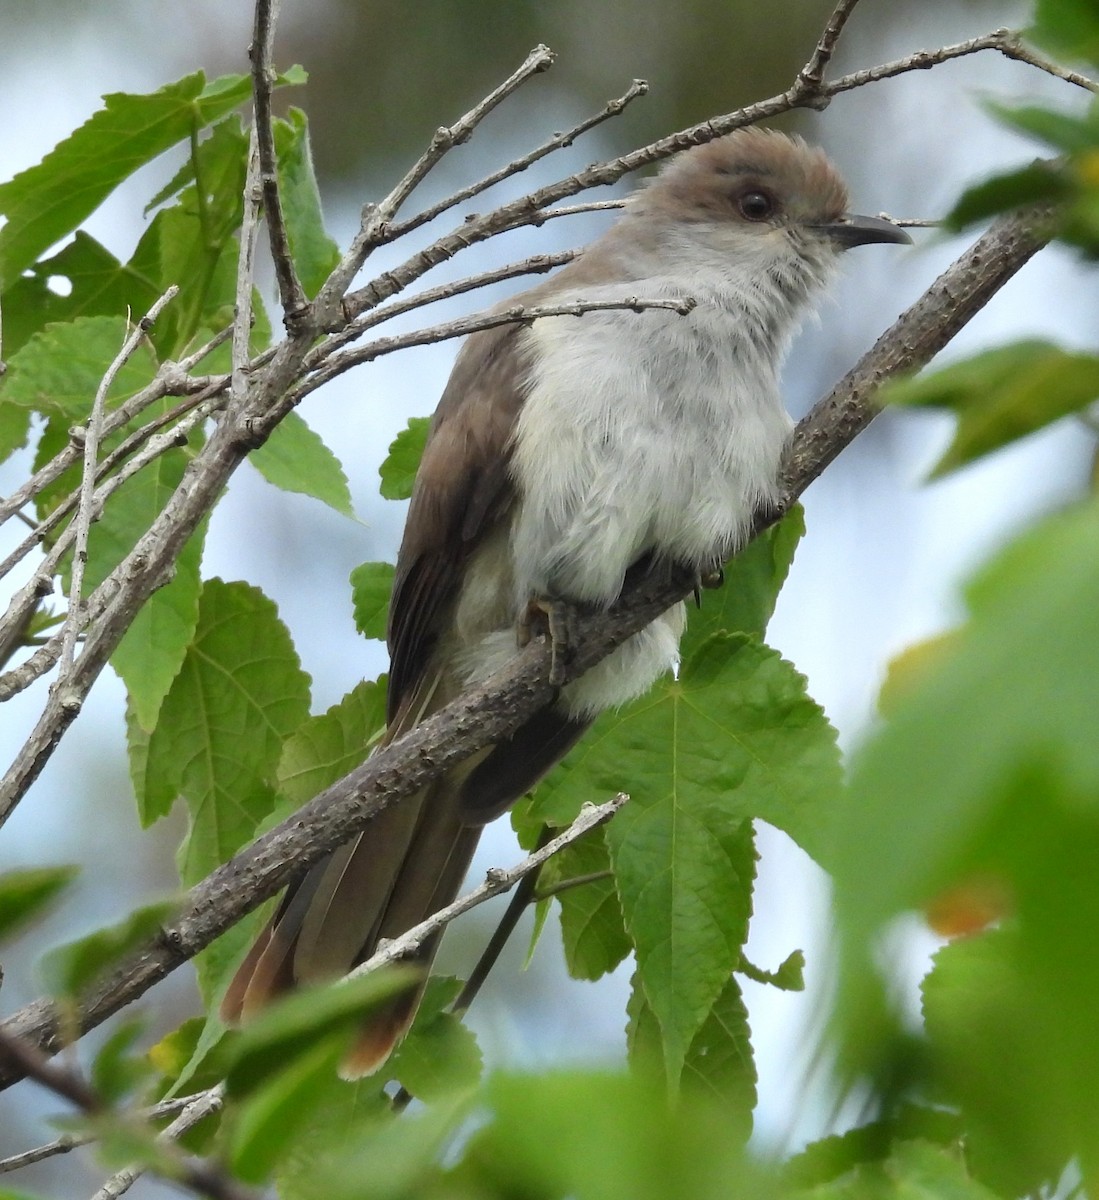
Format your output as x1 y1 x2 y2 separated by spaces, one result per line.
518 595 574 687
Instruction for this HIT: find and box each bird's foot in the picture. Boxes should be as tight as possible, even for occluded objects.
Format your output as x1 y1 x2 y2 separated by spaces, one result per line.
518 595 575 687
692 566 725 607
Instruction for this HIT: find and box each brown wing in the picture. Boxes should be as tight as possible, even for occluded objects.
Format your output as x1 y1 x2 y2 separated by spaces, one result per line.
386 319 531 722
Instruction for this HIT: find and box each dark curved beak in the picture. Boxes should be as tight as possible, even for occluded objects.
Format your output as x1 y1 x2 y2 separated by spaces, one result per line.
809 213 913 250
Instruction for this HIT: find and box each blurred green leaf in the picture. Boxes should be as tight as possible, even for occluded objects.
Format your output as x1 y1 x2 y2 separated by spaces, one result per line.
0 866 78 944
987 99 1099 154
628 972 756 1130
379 417 429 500
886 340 1099 476
92 1015 154 1104
946 161 1067 230
740 947 805 991
350 561 395 641
1032 0 1099 67
274 108 341 298
226 968 419 1098
142 579 312 884
792 1139 1003 1200
388 977 483 1100
277 678 387 806
39 899 178 1000
249 411 354 516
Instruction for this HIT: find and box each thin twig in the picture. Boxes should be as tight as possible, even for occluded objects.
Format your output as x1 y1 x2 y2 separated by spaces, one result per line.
797 0 864 96
298 293 698 402
383 78 648 245
0 1092 206 1175
307 249 578 367
232 124 263 402
0 1026 101 1111
57 288 178 676
351 796 629 978
320 44 556 309
250 0 307 321
89 1085 226 1200
534 869 614 901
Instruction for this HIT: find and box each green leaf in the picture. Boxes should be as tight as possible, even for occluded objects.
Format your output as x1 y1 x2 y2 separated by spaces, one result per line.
39 899 178 999
793 1140 1004 1200
273 108 341 298
529 634 839 1084
0 68 304 289
920 932 1074 1195
379 417 429 500
92 1016 154 1104
0 232 160 361
540 830 630 981
741 947 805 991
349 562 395 642
987 99 1099 154
680 504 805 659
143 579 312 883
885 341 1099 476
0 866 78 944
627 972 756 1132
946 161 1068 231
225 968 419 1098
277 678 387 806
2 314 158 423
0 398 31 467
1032 0 1099 67
388 977 483 1100
249 411 354 516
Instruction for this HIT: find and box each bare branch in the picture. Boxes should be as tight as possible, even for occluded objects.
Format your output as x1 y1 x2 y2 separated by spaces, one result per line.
310 249 578 366
382 78 649 246
353 795 627 977
89 1086 226 1200
319 44 556 308
57 288 178 676
0 206 1050 1086
298 293 698 401
0 1092 206 1175
250 0 307 321
232 124 263 402
797 0 864 97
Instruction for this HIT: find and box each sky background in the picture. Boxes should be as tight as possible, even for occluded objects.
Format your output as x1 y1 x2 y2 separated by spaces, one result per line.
1 0 1096 1194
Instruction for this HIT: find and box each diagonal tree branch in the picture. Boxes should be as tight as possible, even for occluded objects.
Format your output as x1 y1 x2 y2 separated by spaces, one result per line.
0 205 1049 1088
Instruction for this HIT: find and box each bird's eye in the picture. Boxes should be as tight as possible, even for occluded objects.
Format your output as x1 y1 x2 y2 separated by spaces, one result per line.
737 190 775 221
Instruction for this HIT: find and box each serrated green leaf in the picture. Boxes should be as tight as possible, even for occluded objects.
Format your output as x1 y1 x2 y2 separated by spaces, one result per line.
0 68 303 289
277 678 387 806
0 400 31 468
2 314 157 422
274 108 340 298
946 161 1068 230
39 899 178 999
249 411 354 516
143 579 312 882
885 341 1099 476
0 232 160 361
627 971 755 1130
349 562 395 642
531 634 839 1083
540 830 629 981
379 417 429 500
0 866 79 944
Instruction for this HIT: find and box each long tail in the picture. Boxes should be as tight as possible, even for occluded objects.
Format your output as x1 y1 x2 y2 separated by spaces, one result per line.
221 775 479 1077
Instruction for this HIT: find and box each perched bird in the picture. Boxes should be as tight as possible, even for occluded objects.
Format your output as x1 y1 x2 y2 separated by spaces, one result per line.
222 127 909 1074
